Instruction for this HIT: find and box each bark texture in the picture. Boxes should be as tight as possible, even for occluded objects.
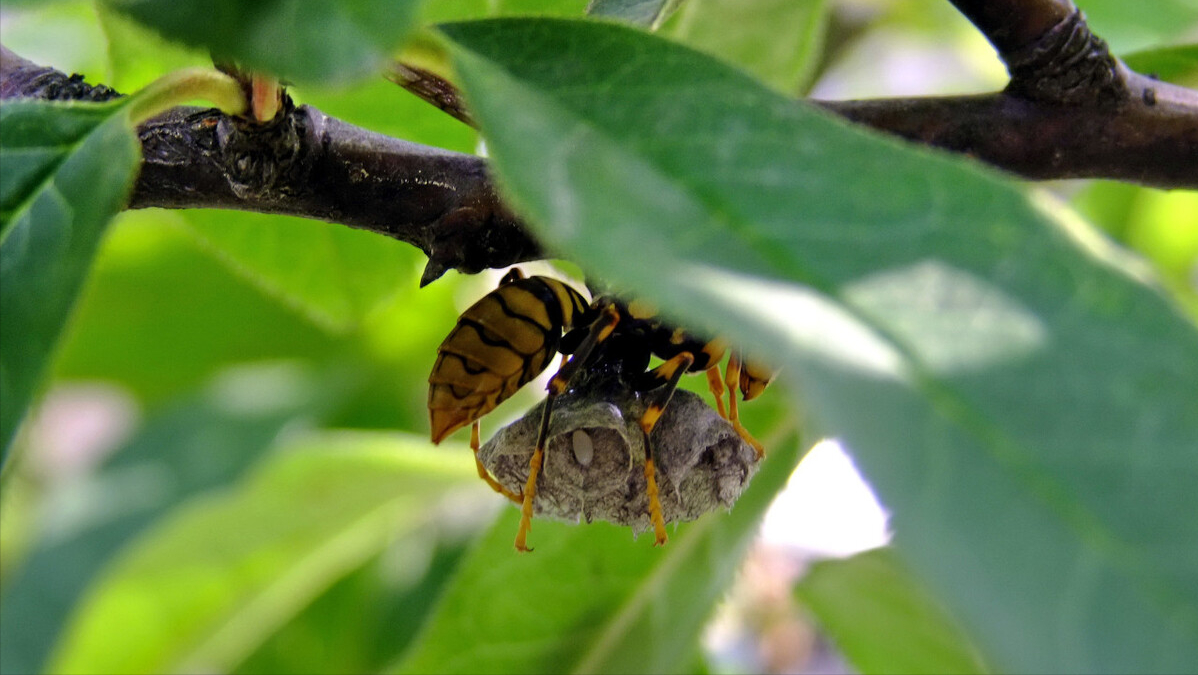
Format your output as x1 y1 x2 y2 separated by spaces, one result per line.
4 0 1196 278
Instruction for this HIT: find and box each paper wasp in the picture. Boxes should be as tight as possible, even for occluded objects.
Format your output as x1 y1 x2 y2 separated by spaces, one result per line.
428 269 772 551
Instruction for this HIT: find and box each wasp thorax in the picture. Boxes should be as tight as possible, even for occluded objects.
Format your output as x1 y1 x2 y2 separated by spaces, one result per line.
478 382 760 534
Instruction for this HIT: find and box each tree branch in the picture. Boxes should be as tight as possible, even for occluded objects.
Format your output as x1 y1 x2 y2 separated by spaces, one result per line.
819 0 1197 187
815 73 1197 186
130 102 544 285
1 46 543 286
3 0 1196 282
950 0 1126 105
389 5 1197 190
947 0 1077 58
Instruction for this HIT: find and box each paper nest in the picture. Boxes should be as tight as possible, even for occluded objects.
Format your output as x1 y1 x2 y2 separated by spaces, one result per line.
478 381 760 535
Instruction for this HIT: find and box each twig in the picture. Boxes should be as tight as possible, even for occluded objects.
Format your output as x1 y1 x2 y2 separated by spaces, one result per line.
836 0 1198 187
815 74 1197 186
385 62 476 128
1 46 543 286
3 1 1196 281
388 10 1197 189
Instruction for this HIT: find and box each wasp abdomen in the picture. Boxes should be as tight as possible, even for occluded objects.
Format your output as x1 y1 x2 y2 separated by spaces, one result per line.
429 276 588 444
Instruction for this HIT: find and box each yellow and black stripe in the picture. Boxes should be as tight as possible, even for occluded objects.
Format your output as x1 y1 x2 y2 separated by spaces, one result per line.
429 272 588 443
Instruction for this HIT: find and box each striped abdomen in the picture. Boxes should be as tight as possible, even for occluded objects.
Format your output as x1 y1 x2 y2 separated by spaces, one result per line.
429 276 589 443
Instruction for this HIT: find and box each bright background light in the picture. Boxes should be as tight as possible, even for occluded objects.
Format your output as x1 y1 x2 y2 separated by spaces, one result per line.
760 438 891 558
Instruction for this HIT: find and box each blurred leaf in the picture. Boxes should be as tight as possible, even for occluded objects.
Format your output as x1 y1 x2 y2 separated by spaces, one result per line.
423 0 588 23
586 0 682 28
0 375 317 675
1122 190 1198 308
0 0 69 6
322 272 463 431
99 0 423 84
663 0 830 93
238 539 472 675
50 433 479 674
181 211 418 333
1073 185 1198 315
94 3 212 93
57 208 456 432
796 547 990 674
52 212 343 407
0 3 111 83
396 433 801 674
441 18 1198 673
0 99 138 464
1071 180 1142 240
295 77 477 152
1079 0 1198 53
1122 43 1198 86
0 474 37 583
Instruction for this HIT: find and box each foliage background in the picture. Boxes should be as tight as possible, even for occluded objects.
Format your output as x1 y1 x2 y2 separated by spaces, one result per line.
1 1 1196 674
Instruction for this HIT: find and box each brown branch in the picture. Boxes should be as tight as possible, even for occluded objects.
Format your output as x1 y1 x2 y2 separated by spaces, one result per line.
815 72 1198 186
388 8 1198 190
830 1 1196 188
949 0 1125 105
947 0 1078 58
4 1 1196 284
1 46 543 286
130 103 544 285
385 62 476 128
840 0 1198 187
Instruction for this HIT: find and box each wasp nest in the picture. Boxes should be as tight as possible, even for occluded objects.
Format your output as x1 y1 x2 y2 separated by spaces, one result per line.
478 380 760 534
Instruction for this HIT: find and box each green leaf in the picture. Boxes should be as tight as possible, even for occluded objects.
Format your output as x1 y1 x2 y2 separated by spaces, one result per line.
0 375 316 675
0 99 139 465
1078 0 1198 53
796 547 991 674
1122 43 1198 86
100 0 423 84
95 3 213 93
396 433 801 674
0 0 71 7
49 433 478 674
423 0 588 23
586 0 682 29
0 3 112 84
238 540 472 675
51 212 344 406
663 0 830 94
440 18 1198 673
296 76 478 152
181 210 421 332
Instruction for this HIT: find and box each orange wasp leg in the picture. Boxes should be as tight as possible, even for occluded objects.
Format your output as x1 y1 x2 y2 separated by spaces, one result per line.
725 355 766 458
515 304 621 552
705 365 728 419
472 421 522 504
638 352 695 546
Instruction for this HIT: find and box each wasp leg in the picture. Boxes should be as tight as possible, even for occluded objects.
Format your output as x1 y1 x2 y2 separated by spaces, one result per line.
637 352 695 546
726 354 765 458
472 421 522 504
705 365 728 419
515 305 621 552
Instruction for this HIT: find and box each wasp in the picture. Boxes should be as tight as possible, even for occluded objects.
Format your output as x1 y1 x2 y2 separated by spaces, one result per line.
429 269 773 551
